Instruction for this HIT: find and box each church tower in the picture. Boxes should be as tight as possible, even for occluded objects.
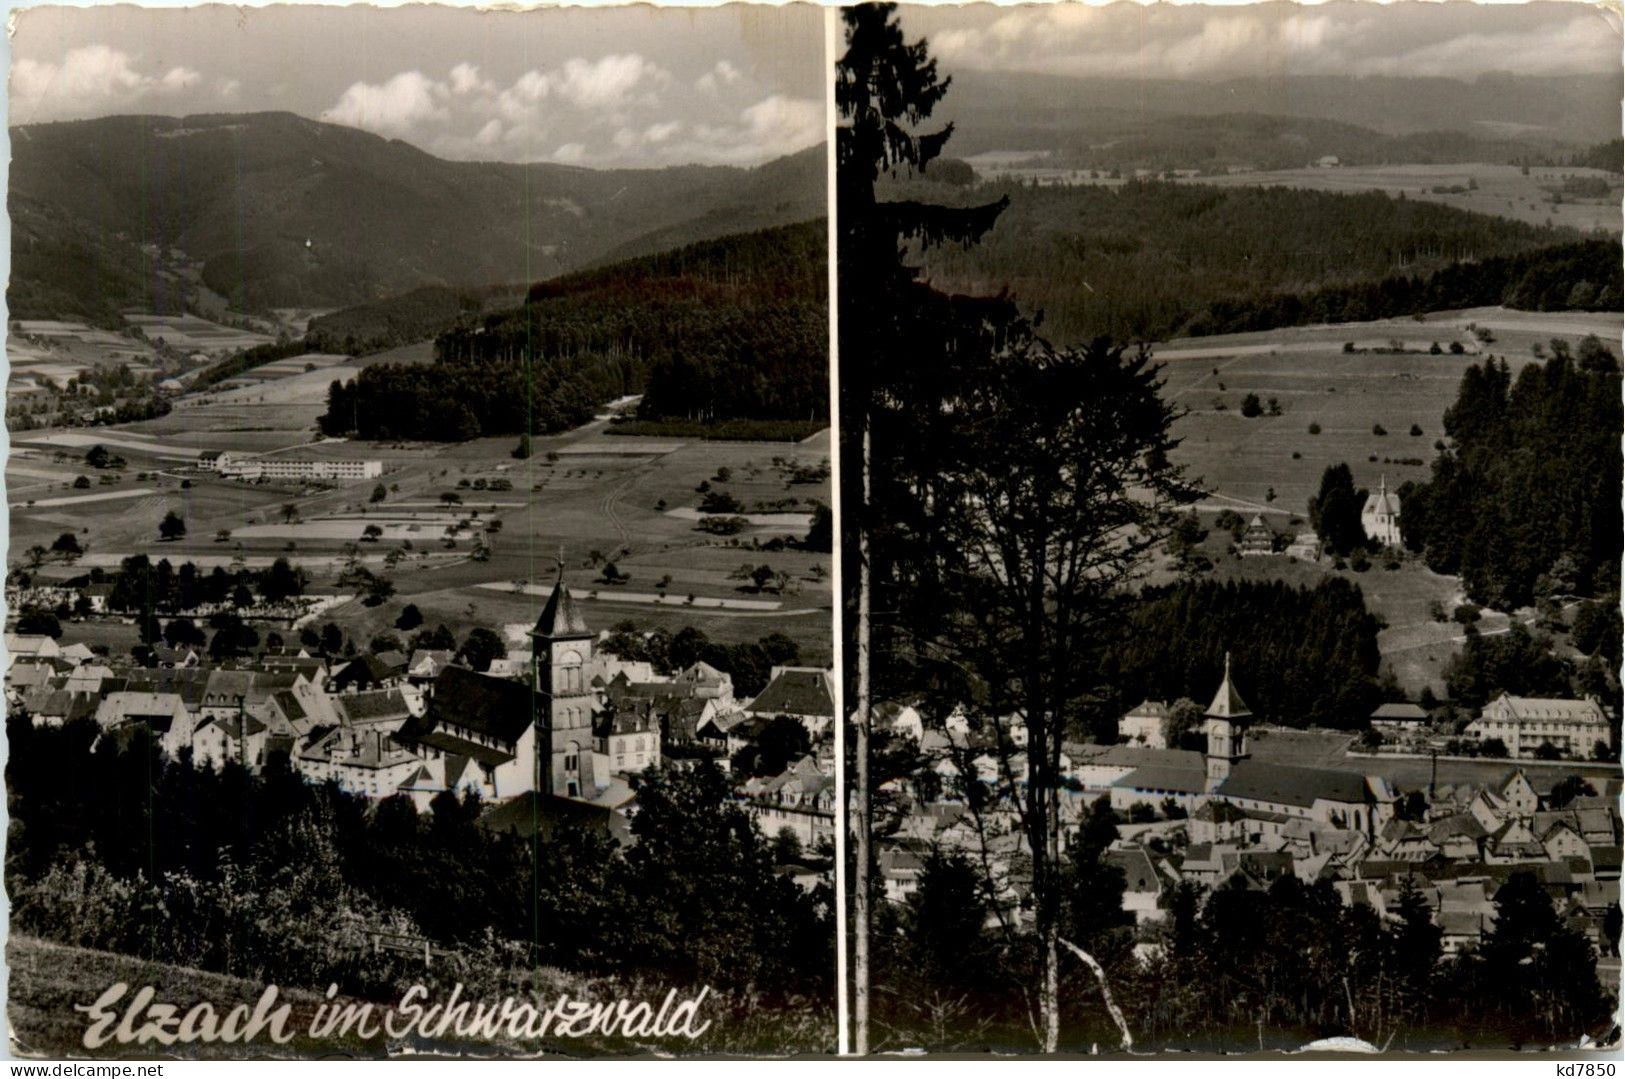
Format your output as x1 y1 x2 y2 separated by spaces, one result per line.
531 559 597 800
1204 651 1253 792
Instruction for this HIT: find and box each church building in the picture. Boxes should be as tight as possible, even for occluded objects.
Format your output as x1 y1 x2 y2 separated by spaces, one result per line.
1361 475 1402 548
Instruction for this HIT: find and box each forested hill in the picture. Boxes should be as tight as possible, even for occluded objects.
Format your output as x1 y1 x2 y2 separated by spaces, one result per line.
902 179 1602 344
319 221 826 441
8 112 824 320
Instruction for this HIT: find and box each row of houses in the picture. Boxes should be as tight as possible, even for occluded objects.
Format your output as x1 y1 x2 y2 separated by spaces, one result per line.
870 662 1621 961
8 575 836 848
1117 688 1611 763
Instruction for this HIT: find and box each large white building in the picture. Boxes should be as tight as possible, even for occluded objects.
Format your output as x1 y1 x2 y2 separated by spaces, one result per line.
1119 699 1170 748
1466 693 1611 759
1361 475 1402 548
200 451 382 482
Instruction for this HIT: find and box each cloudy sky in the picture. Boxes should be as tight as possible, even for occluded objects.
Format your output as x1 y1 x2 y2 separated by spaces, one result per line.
904 1 1621 80
9 5 825 167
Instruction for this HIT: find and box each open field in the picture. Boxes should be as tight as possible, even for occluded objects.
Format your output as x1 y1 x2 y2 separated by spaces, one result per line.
15 394 833 665
1151 305 1621 696
149 341 438 434
1160 306 1623 518
965 160 1622 234
1182 163 1622 234
1248 727 1622 792
124 312 276 352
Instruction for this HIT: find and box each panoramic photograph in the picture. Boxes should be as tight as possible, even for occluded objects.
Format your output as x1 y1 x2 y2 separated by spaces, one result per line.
5 3 834 1057
838 0 1622 1055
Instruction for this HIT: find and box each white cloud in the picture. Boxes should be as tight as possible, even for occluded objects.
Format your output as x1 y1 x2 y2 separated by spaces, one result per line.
697 59 743 93
318 54 811 167
449 62 494 97
921 4 1622 80
550 142 586 165
548 54 670 110
11 45 200 121
322 71 449 135
740 94 823 155
159 66 201 92
217 77 242 101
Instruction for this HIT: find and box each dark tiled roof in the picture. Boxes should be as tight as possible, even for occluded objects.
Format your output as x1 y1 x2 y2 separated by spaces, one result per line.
401 729 511 768
748 669 832 718
1218 760 1370 808
333 654 396 688
271 690 307 722
399 665 532 746
1115 763 1207 795
340 688 412 723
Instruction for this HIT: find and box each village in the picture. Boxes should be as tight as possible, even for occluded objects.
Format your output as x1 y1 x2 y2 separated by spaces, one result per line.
871 653 1622 990
5 566 836 883
862 442 1622 996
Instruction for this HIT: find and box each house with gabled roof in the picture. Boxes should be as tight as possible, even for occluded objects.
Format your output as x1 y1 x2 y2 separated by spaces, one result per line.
330 652 407 693
1118 699 1170 748
297 726 421 798
878 842 925 903
1485 817 1547 864
674 660 734 702
1105 845 1166 923
395 753 487 813
192 712 271 772
337 687 416 731
744 666 834 738
393 664 535 800
404 649 453 684
5 634 60 667
743 754 835 849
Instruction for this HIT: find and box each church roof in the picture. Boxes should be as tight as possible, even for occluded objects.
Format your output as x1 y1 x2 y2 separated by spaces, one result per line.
1218 760 1371 809
1364 475 1400 516
534 576 591 639
1206 653 1252 721
399 665 532 747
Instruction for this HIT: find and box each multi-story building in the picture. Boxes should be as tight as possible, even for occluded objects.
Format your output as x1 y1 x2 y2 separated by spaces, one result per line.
200 450 382 481
1466 693 1611 758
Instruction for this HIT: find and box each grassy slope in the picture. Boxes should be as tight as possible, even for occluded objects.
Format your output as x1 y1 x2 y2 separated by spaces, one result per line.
7 936 832 1059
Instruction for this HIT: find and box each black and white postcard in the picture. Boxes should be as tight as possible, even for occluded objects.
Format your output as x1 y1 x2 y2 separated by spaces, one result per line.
4 2 833 1058
837 0 1622 1056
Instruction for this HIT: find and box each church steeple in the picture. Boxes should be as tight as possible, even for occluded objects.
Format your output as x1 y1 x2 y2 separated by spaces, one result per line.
1204 651 1252 792
1206 651 1252 721
530 550 597 800
534 548 591 641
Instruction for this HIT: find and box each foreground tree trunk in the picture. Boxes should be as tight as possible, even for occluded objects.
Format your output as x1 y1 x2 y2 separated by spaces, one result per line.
1059 937 1133 1051
853 425 872 1056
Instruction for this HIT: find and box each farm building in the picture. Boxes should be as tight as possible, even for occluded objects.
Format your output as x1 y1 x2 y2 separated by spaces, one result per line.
1237 514 1275 557
1286 531 1322 561
1370 702 1429 733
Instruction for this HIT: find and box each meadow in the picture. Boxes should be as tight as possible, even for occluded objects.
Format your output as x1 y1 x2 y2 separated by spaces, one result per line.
1186 163 1622 235
1153 305 1621 695
12 375 833 665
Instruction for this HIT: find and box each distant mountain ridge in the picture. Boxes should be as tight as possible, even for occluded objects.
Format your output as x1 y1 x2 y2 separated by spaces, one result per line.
941 71 1623 156
8 111 825 322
